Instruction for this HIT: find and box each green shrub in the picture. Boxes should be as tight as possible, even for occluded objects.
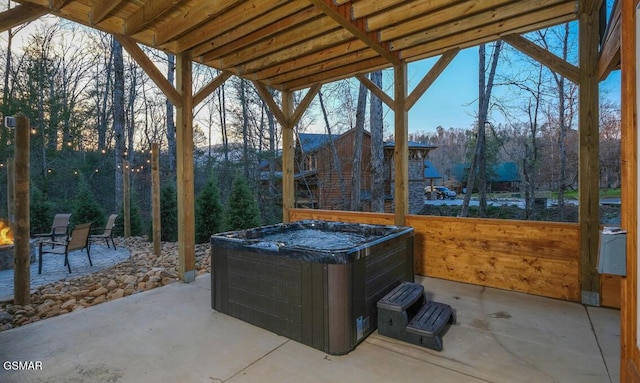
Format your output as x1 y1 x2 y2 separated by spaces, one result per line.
72 175 105 228
160 183 178 241
225 175 260 231
196 175 224 243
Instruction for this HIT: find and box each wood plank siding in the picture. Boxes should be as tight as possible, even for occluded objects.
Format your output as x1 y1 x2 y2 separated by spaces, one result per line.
290 209 580 301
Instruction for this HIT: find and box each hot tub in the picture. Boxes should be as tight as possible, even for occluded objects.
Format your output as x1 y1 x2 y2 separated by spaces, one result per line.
211 220 414 355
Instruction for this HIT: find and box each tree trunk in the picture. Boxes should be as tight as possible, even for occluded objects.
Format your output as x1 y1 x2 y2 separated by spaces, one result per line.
460 41 502 217
318 91 347 209
112 37 125 210
240 79 250 179
351 82 367 211
370 71 385 212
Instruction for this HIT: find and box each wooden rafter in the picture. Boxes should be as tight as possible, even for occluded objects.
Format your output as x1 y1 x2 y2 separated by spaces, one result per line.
50 0 70 10
306 0 400 66
114 35 182 107
193 71 232 106
502 34 580 84
0 4 48 33
406 48 459 111
210 13 338 69
355 74 394 109
402 4 577 61
597 0 620 81
174 0 294 54
92 0 125 24
388 0 569 52
154 0 244 46
125 0 184 35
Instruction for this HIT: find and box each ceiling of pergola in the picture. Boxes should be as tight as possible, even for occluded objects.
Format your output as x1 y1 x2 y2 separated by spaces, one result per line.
12 0 581 90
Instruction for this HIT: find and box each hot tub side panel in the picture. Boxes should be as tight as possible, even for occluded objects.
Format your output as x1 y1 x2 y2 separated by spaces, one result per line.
212 246 329 350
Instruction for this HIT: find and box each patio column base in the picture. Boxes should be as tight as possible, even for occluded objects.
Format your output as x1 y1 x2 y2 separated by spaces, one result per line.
180 270 196 283
581 290 600 306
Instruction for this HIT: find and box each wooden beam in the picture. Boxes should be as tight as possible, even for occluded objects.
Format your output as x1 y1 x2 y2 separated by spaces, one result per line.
394 62 408 226
502 34 580 85
620 0 640 379
14 116 30 306
282 91 295 223
151 143 161 256
0 4 48 33
597 0 620 81
50 0 70 10
290 84 321 127
283 56 389 91
307 0 400 66
406 48 459 111
154 0 244 46
578 0 600 306
114 35 182 107
125 0 185 35
400 2 578 60
211 16 341 69
193 71 232 106
92 0 125 24
175 51 195 283
185 0 304 57
253 81 287 127
123 160 131 237
356 73 394 109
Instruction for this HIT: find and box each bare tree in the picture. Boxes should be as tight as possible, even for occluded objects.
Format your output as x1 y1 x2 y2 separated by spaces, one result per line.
351 82 367 210
370 71 384 212
318 90 347 208
460 41 502 217
112 36 125 210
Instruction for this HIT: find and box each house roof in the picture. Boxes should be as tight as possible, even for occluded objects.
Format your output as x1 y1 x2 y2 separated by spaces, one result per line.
297 133 337 153
424 160 442 179
452 162 521 183
384 141 437 150
9 1 582 91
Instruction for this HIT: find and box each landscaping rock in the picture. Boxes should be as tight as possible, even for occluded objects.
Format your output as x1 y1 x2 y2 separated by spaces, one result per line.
0 237 212 332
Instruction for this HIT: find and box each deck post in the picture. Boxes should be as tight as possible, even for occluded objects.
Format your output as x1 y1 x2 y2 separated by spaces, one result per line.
578 0 601 305
176 51 195 283
151 143 161 256
282 90 294 223
394 62 409 226
123 159 130 238
14 116 30 305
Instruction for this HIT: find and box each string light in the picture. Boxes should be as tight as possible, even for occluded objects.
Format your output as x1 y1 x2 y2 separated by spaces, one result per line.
31 128 37 134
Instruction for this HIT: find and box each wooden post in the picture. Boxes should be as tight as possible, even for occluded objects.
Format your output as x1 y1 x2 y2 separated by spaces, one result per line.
282 90 294 223
13 116 30 305
620 0 640 379
394 62 409 226
176 51 195 283
578 0 601 306
151 143 161 256
123 159 131 238
7 158 14 230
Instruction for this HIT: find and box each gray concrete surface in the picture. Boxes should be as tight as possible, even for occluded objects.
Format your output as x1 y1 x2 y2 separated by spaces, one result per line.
0 274 619 383
0 243 130 301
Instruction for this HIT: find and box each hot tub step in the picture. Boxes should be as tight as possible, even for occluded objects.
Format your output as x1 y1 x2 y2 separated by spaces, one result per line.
377 281 424 312
377 283 454 352
406 301 453 337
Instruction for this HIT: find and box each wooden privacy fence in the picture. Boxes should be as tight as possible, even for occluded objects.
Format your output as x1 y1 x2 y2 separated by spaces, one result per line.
289 209 580 302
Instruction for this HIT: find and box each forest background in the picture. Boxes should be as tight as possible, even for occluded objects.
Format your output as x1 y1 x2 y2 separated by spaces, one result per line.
0 3 621 242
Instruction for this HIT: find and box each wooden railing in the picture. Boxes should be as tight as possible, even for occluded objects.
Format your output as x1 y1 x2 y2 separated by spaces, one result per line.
289 209 580 302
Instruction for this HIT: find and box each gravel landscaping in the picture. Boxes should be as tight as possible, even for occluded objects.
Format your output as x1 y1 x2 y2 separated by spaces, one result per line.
0 236 211 332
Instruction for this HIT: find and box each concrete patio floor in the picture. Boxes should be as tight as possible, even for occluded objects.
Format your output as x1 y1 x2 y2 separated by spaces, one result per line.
0 274 619 383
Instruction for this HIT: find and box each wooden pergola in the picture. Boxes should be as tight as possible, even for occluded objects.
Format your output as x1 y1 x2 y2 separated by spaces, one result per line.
3 0 639 379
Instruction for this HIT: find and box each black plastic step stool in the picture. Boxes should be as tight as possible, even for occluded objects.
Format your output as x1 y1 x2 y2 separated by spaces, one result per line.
377 282 455 351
